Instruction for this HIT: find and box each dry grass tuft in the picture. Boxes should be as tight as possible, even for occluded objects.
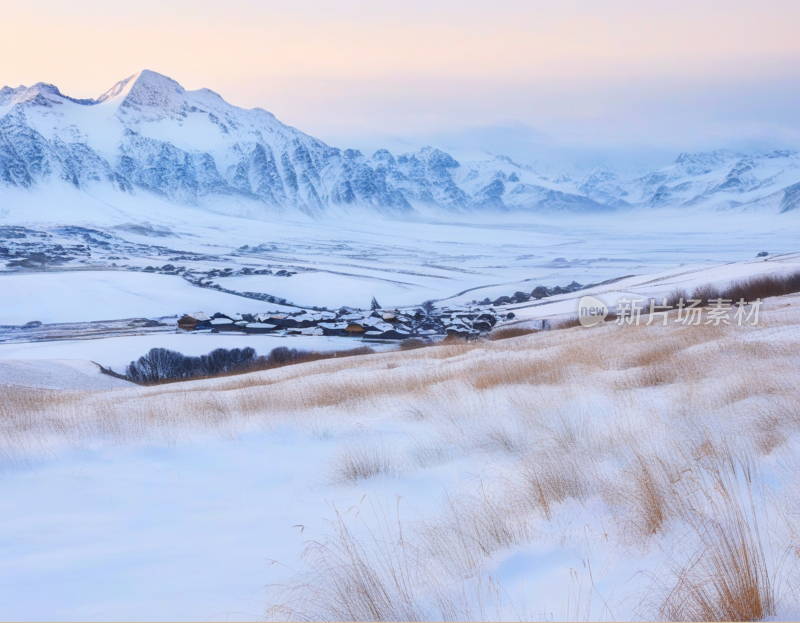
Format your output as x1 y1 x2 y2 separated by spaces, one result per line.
409 438 453 468
522 453 589 520
617 363 679 390
439 488 533 557
606 449 679 539
484 424 529 455
657 461 777 622
487 326 539 341
266 500 489 622
470 355 565 390
551 315 583 330
399 338 429 351
692 270 800 306
332 437 403 485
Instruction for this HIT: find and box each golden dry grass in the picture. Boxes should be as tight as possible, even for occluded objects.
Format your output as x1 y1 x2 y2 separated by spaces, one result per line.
4 294 800 620
654 458 777 622
487 326 540 341
331 437 403 485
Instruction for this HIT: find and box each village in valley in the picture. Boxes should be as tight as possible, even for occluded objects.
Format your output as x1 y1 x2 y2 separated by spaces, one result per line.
172 281 588 340
174 281 587 341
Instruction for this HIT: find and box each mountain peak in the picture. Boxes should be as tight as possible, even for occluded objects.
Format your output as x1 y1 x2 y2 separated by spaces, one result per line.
578 167 621 191
96 70 185 111
0 82 97 107
0 85 29 106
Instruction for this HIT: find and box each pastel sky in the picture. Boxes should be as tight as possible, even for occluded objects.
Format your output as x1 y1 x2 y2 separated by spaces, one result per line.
4 0 800 167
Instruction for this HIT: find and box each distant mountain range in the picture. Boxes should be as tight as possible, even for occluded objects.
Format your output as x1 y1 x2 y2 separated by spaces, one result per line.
2 69 800 218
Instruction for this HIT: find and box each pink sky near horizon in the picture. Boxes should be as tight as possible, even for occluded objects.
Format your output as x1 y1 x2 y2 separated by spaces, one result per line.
4 0 800 156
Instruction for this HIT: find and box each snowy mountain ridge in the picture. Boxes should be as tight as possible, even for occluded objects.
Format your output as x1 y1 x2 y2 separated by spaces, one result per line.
2 69 800 219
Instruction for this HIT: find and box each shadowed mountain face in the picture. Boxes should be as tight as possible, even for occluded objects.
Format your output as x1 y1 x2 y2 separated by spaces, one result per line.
1 70 800 218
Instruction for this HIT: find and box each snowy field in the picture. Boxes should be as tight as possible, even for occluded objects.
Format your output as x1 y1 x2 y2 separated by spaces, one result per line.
0 271 290 326
1 291 800 621
1 247 798 378
506 251 800 322
2 203 800 621
2 193 800 325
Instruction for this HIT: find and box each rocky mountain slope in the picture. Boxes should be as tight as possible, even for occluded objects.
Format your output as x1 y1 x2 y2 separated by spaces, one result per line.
2 70 800 219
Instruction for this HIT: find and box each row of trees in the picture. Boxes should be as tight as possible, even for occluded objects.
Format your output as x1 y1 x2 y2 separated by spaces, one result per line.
125 347 261 384
124 345 345 384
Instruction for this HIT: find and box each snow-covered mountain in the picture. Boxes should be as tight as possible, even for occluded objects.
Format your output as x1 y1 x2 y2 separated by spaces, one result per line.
577 150 800 213
0 71 412 217
0 70 594 218
2 69 800 219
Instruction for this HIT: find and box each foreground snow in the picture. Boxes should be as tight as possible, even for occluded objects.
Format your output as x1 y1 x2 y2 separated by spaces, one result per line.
1 290 799 621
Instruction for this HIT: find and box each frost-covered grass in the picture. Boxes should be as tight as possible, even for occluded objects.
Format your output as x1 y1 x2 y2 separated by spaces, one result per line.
2 294 800 620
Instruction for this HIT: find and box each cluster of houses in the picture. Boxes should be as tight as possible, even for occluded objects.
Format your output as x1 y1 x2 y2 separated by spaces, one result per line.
175 281 590 341
177 305 509 340
477 281 585 306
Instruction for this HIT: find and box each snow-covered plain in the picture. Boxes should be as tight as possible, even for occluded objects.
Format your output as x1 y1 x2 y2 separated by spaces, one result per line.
2 190 799 325
0 270 285 325
2 202 799 384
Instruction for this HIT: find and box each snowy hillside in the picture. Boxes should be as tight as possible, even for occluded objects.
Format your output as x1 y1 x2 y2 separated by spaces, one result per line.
3 69 800 219
3 291 800 620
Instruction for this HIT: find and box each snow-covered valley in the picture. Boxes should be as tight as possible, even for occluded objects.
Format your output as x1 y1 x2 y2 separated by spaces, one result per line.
3 69 800 622
2 196 798 319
